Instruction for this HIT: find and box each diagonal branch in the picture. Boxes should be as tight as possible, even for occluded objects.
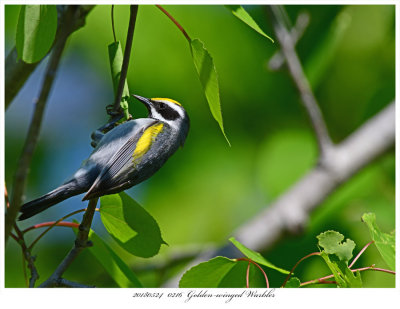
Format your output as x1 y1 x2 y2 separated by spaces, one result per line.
39 198 98 287
5 6 87 245
266 5 333 158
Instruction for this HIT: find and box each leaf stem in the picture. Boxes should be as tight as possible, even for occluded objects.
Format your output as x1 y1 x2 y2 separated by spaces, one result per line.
236 258 269 288
349 241 374 268
246 261 250 288
156 5 191 42
300 264 395 287
282 252 321 287
28 208 87 250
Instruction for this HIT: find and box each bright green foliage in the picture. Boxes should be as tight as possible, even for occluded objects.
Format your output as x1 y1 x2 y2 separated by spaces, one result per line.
229 237 289 274
108 41 132 120
100 192 166 258
179 256 236 287
317 231 361 287
16 5 57 63
190 38 230 146
225 5 274 42
179 238 289 288
317 230 355 261
362 212 395 270
285 277 301 288
320 252 362 288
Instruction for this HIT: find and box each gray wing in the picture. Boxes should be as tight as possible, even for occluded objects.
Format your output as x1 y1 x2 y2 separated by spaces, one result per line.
82 119 159 200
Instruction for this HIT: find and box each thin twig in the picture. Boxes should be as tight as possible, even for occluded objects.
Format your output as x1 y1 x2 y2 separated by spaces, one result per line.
282 252 320 287
300 264 395 287
266 5 333 158
111 5 117 43
22 250 28 287
156 5 191 42
268 11 310 71
39 198 98 287
246 261 250 288
349 241 374 268
236 258 269 288
54 278 95 288
5 6 85 245
28 208 87 250
24 221 80 234
13 223 39 287
112 5 138 114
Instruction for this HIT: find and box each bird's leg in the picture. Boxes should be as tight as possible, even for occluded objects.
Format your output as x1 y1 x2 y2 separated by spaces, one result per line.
90 130 104 148
90 105 127 148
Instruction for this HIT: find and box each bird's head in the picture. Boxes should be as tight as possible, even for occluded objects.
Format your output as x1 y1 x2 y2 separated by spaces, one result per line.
132 95 190 144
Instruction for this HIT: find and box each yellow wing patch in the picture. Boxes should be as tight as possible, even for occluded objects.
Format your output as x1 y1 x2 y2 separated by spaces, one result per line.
151 97 182 106
132 123 164 163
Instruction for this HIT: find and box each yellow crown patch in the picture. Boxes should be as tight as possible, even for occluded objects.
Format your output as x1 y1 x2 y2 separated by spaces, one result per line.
151 98 182 106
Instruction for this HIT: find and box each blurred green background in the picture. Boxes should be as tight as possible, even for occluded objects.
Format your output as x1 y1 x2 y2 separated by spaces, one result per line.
5 5 395 288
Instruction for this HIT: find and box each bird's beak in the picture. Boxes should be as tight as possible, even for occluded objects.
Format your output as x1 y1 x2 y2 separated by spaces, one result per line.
132 94 152 113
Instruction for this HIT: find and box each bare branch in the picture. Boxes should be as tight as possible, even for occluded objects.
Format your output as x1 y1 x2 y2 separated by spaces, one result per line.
268 11 310 71
5 5 94 110
39 198 98 288
266 6 333 157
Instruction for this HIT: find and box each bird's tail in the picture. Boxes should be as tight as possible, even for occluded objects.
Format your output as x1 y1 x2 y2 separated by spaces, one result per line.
19 180 86 221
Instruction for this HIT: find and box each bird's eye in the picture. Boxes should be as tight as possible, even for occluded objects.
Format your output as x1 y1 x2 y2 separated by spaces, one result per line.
159 103 166 109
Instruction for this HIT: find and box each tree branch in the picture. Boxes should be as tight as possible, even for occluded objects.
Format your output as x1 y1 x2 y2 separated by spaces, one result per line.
112 5 138 114
266 6 334 158
5 6 88 245
268 11 310 71
5 5 94 110
39 198 98 288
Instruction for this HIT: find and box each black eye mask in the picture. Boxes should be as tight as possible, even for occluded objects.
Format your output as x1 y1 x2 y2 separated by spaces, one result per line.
155 103 180 121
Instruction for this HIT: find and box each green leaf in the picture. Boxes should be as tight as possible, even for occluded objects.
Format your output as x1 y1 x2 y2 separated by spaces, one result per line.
320 252 362 288
72 221 142 287
179 256 236 288
190 38 230 146
362 213 395 270
108 41 131 120
16 5 57 63
285 277 301 288
317 230 355 262
229 237 289 274
225 5 274 42
100 192 166 258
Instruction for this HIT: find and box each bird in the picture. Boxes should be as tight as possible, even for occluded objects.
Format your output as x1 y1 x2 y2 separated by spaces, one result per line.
19 95 190 220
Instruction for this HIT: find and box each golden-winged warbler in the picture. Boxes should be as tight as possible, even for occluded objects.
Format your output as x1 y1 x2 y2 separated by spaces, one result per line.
19 95 189 220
